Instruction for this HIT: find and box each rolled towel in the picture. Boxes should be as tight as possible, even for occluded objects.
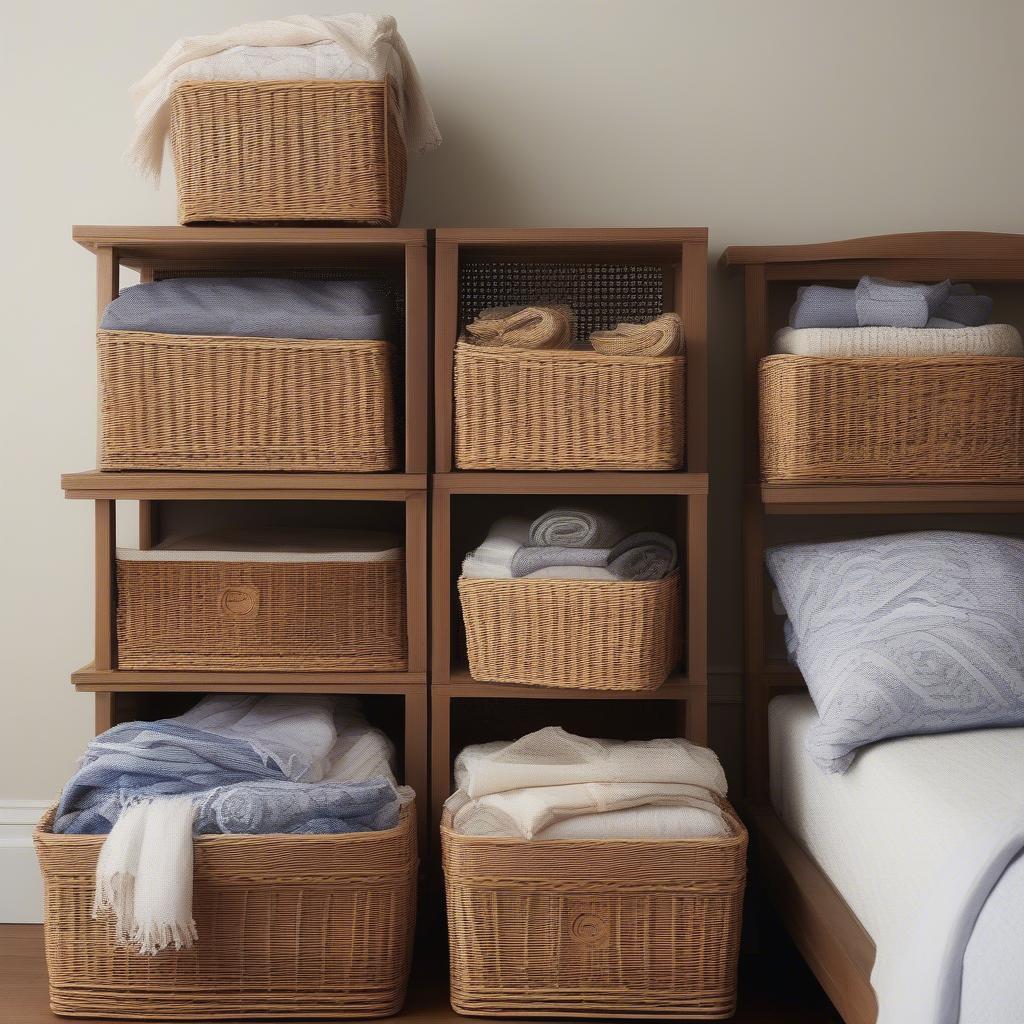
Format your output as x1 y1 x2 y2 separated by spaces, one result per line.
463 305 573 350
608 532 678 581
528 507 630 548
935 283 993 327
510 545 611 578
855 277 951 329
790 285 858 328
522 566 618 581
589 312 682 357
460 517 531 579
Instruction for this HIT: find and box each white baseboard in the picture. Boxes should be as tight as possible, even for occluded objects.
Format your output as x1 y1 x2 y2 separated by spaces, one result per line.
0 800 49 923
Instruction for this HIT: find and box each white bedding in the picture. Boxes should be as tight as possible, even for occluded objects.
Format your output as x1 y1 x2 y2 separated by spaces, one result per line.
769 693 1024 1024
771 323 1023 357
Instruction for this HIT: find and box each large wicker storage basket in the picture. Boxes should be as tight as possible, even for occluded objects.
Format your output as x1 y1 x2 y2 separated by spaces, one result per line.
35 804 417 1020
457 572 680 690
760 354 1024 482
442 802 747 1019
454 343 685 470
116 549 407 672
170 79 406 225
98 330 396 472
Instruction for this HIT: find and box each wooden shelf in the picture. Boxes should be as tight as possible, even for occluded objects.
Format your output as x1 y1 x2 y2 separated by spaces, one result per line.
61 470 427 501
72 664 426 693
760 481 1024 514
435 471 708 495
435 670 704 701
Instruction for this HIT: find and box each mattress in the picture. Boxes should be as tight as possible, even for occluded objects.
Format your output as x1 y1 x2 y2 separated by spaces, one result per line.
770 323 1023 357
769 693 1024 1024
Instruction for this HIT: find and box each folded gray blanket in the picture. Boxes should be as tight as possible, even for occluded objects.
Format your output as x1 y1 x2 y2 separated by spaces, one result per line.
790 277 992 330
608 532 678 581
100 277 394 340
528 507 631 548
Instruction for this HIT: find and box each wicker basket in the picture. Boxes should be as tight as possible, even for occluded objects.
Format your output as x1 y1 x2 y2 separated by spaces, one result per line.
117 553 407 672
442 802 747 1019
454 343 685 470
97 330 396 472
458 572 680 690
170 79 406 225
35 804 417 1020
760 354 1024 482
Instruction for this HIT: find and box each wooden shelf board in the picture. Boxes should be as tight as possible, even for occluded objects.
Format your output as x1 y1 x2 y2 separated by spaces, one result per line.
434 670 703 701
760 481 1024 514
72 664 426 693
61 470 427 501
435 471 708 496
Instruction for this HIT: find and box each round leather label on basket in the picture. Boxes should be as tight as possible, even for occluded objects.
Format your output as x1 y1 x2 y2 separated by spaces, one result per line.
566 906 611 949
216 585 260 620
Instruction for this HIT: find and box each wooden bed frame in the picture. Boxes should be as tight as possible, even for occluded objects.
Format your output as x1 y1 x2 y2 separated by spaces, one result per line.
722 231 1024 1024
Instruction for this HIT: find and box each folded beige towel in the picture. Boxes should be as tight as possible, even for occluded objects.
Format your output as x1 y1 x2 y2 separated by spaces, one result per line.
590 312 682 357
463 305 572 350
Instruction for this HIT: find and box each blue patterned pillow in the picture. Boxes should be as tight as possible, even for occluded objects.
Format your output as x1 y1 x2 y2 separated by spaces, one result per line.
766 531 1024 772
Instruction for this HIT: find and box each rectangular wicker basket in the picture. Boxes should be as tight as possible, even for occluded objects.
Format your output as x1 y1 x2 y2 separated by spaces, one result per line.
454 343 685 470
170 79 406 225
457 572 680 690
35 804 417 1020
98 330 397 472
441 802 747 1019
116 553 407 672
760 354 1024 482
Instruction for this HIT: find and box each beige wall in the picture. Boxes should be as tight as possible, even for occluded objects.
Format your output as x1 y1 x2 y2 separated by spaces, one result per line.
3 0 1023 797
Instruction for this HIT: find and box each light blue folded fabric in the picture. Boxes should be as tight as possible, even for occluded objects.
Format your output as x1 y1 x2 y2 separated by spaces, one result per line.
854 277 951 328
790 285 858 328
100 277 394 341
935 283 993 327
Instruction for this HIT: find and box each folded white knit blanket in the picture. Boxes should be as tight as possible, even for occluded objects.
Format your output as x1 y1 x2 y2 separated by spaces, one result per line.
771 323 1024 358
455 727 728 800
128 14 441 182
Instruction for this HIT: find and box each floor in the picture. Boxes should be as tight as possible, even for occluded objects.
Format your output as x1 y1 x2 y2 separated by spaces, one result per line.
2 920 840 1024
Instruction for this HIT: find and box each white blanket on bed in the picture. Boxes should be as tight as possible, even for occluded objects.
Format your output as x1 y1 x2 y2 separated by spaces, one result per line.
769 694 1024 1024
771 323 1023 357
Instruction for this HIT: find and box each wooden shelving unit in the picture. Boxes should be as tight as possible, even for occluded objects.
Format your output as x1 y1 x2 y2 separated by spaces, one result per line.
64 226 431 850
429 228 709 830
723 230 1024 1024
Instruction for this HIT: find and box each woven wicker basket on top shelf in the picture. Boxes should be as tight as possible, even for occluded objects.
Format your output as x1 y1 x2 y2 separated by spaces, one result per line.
35 804 417 1020
170 79 406 225
760 354 1024 482
458 572 680 690
442 802 747 1019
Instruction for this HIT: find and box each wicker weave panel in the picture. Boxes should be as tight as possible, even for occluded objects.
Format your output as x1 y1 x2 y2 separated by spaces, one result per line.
170 80 406 225
458 262 666 341
442 803 747 1019
117 558 407 671
760 355 1024 482
454 344 685 470
35 805 417 1020
458 572 680 690
98 331 396 472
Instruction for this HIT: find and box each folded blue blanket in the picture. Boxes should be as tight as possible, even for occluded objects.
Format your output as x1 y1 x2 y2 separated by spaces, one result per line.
55 718 399 836
100 277 394 341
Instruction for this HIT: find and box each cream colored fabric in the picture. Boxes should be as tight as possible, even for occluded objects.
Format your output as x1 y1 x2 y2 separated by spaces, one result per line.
127 14 442 182
454 727 727 800
463 306 573 350
590 312 682 356
446 782 727 840
771 323 1024 357
118 527 402 564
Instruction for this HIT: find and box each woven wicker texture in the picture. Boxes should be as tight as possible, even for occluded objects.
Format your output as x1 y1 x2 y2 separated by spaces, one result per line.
458 572 680 690
760 355 1024 482
454 344 685 470
98 331 396 472
35 805 417 1020
117 557 407 671
170 80 406 225
458 261 666 342
441 802 747 1019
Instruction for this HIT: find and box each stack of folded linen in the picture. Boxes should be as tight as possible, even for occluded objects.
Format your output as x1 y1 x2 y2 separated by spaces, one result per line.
54 695 412 954
127 13 441 182
775 276 1022 356
460 507 677 582
462 307 683 356
101 277 395 341
445 726 729 840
